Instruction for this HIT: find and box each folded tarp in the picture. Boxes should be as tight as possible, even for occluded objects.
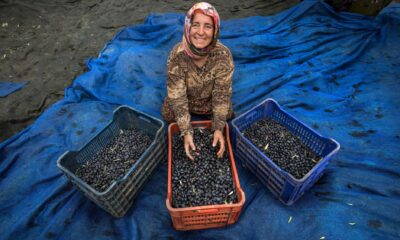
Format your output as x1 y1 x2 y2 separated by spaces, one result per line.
1 0 399 239
0 81 27 97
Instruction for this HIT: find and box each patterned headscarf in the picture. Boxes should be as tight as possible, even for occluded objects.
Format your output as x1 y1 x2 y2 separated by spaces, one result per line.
182 2 220 59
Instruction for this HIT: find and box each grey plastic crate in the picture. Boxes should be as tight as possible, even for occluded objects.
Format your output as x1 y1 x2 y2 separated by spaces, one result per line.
57 105 166 217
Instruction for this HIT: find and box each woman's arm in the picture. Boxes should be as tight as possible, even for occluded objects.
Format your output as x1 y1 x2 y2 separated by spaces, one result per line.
167 47 197 160
166 47 193 137
211 48 234 158
211 49 234 133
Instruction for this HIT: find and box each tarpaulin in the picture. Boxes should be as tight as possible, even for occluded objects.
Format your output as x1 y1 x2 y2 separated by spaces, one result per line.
0 81 27 97
1 0 399 239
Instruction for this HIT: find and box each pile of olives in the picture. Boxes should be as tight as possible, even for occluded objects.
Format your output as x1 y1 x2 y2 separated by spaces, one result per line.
243 118 321 179
76 128 152 192
171 128 238 208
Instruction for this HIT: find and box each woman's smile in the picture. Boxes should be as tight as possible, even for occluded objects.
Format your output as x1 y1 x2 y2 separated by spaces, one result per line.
190 12 214 49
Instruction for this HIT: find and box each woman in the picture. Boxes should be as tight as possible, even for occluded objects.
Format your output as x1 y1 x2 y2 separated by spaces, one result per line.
161 2 234 160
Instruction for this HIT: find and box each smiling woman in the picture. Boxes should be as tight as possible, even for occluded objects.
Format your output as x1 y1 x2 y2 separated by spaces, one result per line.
161 2 234 161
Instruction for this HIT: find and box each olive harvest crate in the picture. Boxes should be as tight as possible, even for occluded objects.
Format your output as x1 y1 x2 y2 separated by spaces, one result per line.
57 105 166 217
166 121 245 230
231 98 340 205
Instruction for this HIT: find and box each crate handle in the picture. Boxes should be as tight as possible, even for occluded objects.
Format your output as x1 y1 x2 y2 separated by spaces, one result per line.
196 208 219 213
138 115 151 124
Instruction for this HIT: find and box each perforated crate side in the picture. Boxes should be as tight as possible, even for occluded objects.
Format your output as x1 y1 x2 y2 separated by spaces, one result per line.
75 120 121 165
171 203 241 230
235 136 285 201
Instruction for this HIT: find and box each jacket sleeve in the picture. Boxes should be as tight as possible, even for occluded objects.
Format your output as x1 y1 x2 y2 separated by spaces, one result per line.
212 49 234 132
166 48 193 136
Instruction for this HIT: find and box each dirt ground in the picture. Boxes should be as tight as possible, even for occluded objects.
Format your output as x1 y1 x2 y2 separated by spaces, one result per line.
1 0 394 142
0 0 302 142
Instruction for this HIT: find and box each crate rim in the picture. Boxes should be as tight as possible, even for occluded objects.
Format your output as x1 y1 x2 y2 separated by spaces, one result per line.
231 98 340 183
166 120 245 212
56 104 165 196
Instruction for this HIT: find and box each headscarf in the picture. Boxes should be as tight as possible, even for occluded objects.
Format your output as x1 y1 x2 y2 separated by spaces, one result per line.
182 2 220 59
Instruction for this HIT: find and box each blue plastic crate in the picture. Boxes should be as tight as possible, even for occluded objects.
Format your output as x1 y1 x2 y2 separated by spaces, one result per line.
57 105 166 217
231 98 340 205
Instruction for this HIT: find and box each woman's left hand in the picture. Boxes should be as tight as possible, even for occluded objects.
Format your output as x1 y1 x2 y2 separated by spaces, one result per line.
212 130 225 158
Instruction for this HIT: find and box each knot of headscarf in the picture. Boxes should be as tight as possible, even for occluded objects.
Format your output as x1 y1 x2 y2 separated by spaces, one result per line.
182 2 220 59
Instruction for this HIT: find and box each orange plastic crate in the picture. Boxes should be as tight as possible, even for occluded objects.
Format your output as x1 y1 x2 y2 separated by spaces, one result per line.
166 121 245 231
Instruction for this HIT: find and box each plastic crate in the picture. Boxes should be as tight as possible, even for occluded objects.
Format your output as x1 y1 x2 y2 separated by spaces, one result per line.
231 98 340 205
57 105 166 217
166 121 245 231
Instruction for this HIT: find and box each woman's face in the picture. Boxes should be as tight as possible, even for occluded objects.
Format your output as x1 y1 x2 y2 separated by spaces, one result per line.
189 12 214 49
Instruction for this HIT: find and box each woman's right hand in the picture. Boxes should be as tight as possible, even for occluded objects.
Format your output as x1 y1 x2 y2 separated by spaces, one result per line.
184 134 196 160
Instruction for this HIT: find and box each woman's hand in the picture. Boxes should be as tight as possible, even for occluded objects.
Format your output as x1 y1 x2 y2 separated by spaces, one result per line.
212 130 225 158
184 134 196 160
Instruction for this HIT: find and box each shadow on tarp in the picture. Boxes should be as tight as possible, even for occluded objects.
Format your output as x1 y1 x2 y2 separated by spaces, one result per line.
1 0 400 239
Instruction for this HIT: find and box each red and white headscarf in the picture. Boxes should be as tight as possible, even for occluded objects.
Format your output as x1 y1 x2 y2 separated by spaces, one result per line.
182 2 220 59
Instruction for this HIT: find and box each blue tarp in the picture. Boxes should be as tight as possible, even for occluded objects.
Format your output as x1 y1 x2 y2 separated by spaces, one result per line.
0 81 27 97
1 0 399 239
